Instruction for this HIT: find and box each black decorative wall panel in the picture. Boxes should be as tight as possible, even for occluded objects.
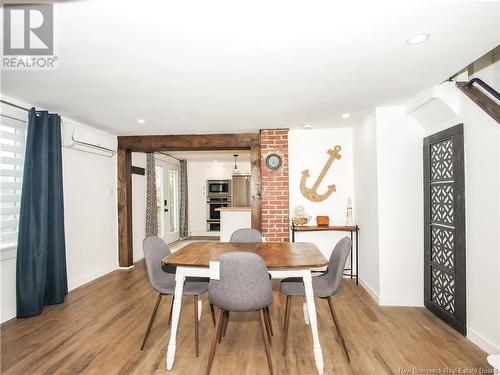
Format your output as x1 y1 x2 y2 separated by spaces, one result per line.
430 139 454 180
424 125 466 335
430 184 454 225
431 226 455 270
431 268 456 315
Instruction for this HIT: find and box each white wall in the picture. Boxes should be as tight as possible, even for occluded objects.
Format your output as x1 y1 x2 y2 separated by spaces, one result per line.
1 94 119 323
384 65 500 354
288 128 354 260
188 160 250 236
353 107 425 307
375 106 424 306
62 144 118 289
353 113 380 301
460 94 500 355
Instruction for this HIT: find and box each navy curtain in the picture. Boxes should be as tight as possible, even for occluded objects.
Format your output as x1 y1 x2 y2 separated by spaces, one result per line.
16 108 67 317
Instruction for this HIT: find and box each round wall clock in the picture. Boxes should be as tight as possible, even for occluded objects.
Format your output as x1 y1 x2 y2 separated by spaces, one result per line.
265 153 282 170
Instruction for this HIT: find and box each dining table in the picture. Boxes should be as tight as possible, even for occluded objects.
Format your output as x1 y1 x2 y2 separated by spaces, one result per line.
162 241 329 375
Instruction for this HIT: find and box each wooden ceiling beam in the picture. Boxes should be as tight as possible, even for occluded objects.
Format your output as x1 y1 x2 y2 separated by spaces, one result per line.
118 133 259 152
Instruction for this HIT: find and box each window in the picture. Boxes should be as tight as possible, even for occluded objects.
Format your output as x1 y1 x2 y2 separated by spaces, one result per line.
155 166 164 238
0 104 28 251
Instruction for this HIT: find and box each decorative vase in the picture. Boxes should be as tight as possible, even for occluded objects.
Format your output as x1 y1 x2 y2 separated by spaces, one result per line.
346 196 354 225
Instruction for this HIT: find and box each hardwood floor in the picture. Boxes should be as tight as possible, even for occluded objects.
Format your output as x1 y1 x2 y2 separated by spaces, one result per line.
1 260 490 375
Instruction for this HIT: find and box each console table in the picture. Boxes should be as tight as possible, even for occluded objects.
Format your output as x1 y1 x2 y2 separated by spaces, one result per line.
291 224 359 285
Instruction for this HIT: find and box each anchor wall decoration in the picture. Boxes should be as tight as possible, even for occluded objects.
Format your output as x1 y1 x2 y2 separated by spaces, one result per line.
300 145 342 202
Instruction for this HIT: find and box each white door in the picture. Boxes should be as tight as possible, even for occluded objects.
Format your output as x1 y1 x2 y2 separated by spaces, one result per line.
155 158 180 244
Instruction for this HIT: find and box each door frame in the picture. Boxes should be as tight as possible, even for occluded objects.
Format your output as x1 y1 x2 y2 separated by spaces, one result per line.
117 133 261 267
423 124 466 335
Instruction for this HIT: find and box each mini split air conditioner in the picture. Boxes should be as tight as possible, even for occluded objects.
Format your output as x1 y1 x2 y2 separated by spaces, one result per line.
62 121 117 157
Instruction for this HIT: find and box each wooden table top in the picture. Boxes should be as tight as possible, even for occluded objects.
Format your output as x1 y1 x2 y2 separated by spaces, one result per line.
163 242 328 269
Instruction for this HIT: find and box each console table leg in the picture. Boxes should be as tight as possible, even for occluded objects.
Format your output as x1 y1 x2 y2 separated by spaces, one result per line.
356 228 359 285
350 231 353 280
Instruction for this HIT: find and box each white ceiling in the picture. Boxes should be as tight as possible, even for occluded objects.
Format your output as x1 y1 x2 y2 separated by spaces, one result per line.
2 0 499 135
166 150 250 162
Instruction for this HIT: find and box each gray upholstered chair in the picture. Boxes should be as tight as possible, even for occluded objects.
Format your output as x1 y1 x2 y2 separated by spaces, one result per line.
229 228 263 242
223 228 273 342
280 236 352 362
206 252 274 375
141 236 214 356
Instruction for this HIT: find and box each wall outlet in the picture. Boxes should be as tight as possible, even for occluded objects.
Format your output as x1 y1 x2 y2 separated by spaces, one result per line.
209 261 220 280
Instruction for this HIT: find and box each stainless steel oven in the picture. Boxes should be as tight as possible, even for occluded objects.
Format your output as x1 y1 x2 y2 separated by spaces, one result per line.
206 196 231 232
207 180 231 197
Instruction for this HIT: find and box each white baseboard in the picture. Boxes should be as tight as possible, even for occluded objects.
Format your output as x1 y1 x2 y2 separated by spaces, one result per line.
467 326 500 355
358 277 379 304
358 277 424 307
1 307 16 324
68 264 118 291
378 295 423 307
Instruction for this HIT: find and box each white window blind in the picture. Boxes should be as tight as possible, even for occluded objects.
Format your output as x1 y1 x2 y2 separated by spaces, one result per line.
0 103 28 251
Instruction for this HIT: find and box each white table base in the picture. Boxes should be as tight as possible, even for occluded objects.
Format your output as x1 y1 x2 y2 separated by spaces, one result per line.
165 266 324 374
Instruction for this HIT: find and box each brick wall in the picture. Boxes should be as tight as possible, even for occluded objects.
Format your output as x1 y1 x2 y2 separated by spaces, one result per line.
260 129 289 242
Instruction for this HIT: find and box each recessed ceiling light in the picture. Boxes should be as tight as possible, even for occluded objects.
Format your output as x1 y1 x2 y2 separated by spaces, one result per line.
137 119 146 124
213 160 218 163
303 123 313 129
341 113 350 119
406 33 430 45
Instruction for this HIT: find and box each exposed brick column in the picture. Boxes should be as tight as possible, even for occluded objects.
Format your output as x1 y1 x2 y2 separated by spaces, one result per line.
260 129 289 242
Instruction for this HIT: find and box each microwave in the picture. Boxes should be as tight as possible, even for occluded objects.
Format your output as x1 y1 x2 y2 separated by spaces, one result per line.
207 180 231 195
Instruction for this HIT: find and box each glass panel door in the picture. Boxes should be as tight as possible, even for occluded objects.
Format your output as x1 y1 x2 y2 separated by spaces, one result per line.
168 169 179 233
156 158 180 244
155 166 164 238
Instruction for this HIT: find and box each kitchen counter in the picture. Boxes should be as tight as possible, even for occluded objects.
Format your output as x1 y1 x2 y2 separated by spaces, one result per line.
216 207 251 241
215 207 251 212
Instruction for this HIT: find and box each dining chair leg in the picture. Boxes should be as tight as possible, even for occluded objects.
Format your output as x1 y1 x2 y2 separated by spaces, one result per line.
194 295 199 357
258 309 274 375
141 293 163 351
206 307 224 375
167 295 174 326
223 310 230 336
327 296 351 363
218 309 225 343
219 310 229 342
209 304 216 326
265 306 274 336
263 308 272 346
282 295 291 357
